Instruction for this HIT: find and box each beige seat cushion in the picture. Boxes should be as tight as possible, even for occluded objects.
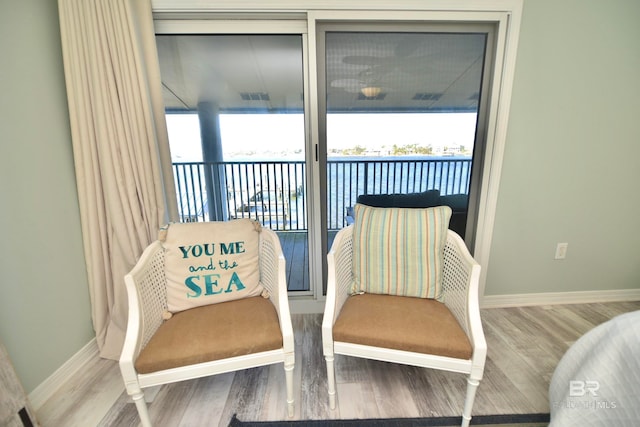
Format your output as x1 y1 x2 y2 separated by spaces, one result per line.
333 293 472 360
135 296 283 374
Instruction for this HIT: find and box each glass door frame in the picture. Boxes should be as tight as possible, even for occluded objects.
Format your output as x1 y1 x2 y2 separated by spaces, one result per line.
315 22 497 296
153 18 324 306
153 2 524 304
306 9 522 300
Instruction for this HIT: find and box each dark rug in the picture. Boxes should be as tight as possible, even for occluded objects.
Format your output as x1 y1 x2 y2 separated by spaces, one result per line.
228 413 550 426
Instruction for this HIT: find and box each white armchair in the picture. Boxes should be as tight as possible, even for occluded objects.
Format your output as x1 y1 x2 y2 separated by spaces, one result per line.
119 226 295 427
322 225 486 427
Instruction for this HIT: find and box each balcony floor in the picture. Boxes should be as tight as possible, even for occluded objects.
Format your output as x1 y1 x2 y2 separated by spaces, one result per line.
277 231 309 292
277 230 338 292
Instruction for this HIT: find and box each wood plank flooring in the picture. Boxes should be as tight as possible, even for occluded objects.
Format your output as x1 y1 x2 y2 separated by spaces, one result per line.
36 300 640 427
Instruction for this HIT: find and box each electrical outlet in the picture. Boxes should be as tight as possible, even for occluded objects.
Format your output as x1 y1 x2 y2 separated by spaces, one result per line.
555 242 568 260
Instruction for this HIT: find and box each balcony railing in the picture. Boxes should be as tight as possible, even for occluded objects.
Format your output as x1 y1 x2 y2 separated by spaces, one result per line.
173 157 472 231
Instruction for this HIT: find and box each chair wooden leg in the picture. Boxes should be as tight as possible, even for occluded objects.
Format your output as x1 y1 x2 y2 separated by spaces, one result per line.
285 360 295 417
325 354 337 410
131 389 152 427
461 376 480 427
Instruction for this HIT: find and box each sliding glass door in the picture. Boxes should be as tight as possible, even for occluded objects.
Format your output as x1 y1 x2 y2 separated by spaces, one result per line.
317 24 495 266
152 9 516 302
155 27 314 294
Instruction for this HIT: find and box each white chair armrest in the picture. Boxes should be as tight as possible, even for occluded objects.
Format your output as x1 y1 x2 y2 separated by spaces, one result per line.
442 230 487 371
119 241 166 385
322 225 354 355
259 228 294 354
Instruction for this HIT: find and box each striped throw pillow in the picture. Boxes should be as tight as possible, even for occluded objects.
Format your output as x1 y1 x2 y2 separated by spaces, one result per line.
351 204 451 300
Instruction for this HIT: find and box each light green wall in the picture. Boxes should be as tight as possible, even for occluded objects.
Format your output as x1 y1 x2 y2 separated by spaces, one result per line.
485 0 640 295
0 0 94 393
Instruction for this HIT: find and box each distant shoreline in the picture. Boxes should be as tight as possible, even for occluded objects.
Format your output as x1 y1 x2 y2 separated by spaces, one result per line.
173 154 472 163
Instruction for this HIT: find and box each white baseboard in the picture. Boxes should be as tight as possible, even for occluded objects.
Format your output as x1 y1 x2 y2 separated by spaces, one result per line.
481 288 640 308
29 338 99 410
290 290 640 312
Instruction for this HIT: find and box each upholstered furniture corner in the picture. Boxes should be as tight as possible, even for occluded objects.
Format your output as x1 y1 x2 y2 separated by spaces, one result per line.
347 190 469 236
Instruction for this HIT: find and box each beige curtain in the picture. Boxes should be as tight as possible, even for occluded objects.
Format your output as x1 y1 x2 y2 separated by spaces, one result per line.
58 0 175 359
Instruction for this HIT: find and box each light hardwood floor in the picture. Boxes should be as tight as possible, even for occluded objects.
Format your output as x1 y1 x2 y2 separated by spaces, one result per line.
36 301 640 427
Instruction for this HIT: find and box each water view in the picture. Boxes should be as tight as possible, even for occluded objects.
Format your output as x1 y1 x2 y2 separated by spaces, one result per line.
167 113 475 230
